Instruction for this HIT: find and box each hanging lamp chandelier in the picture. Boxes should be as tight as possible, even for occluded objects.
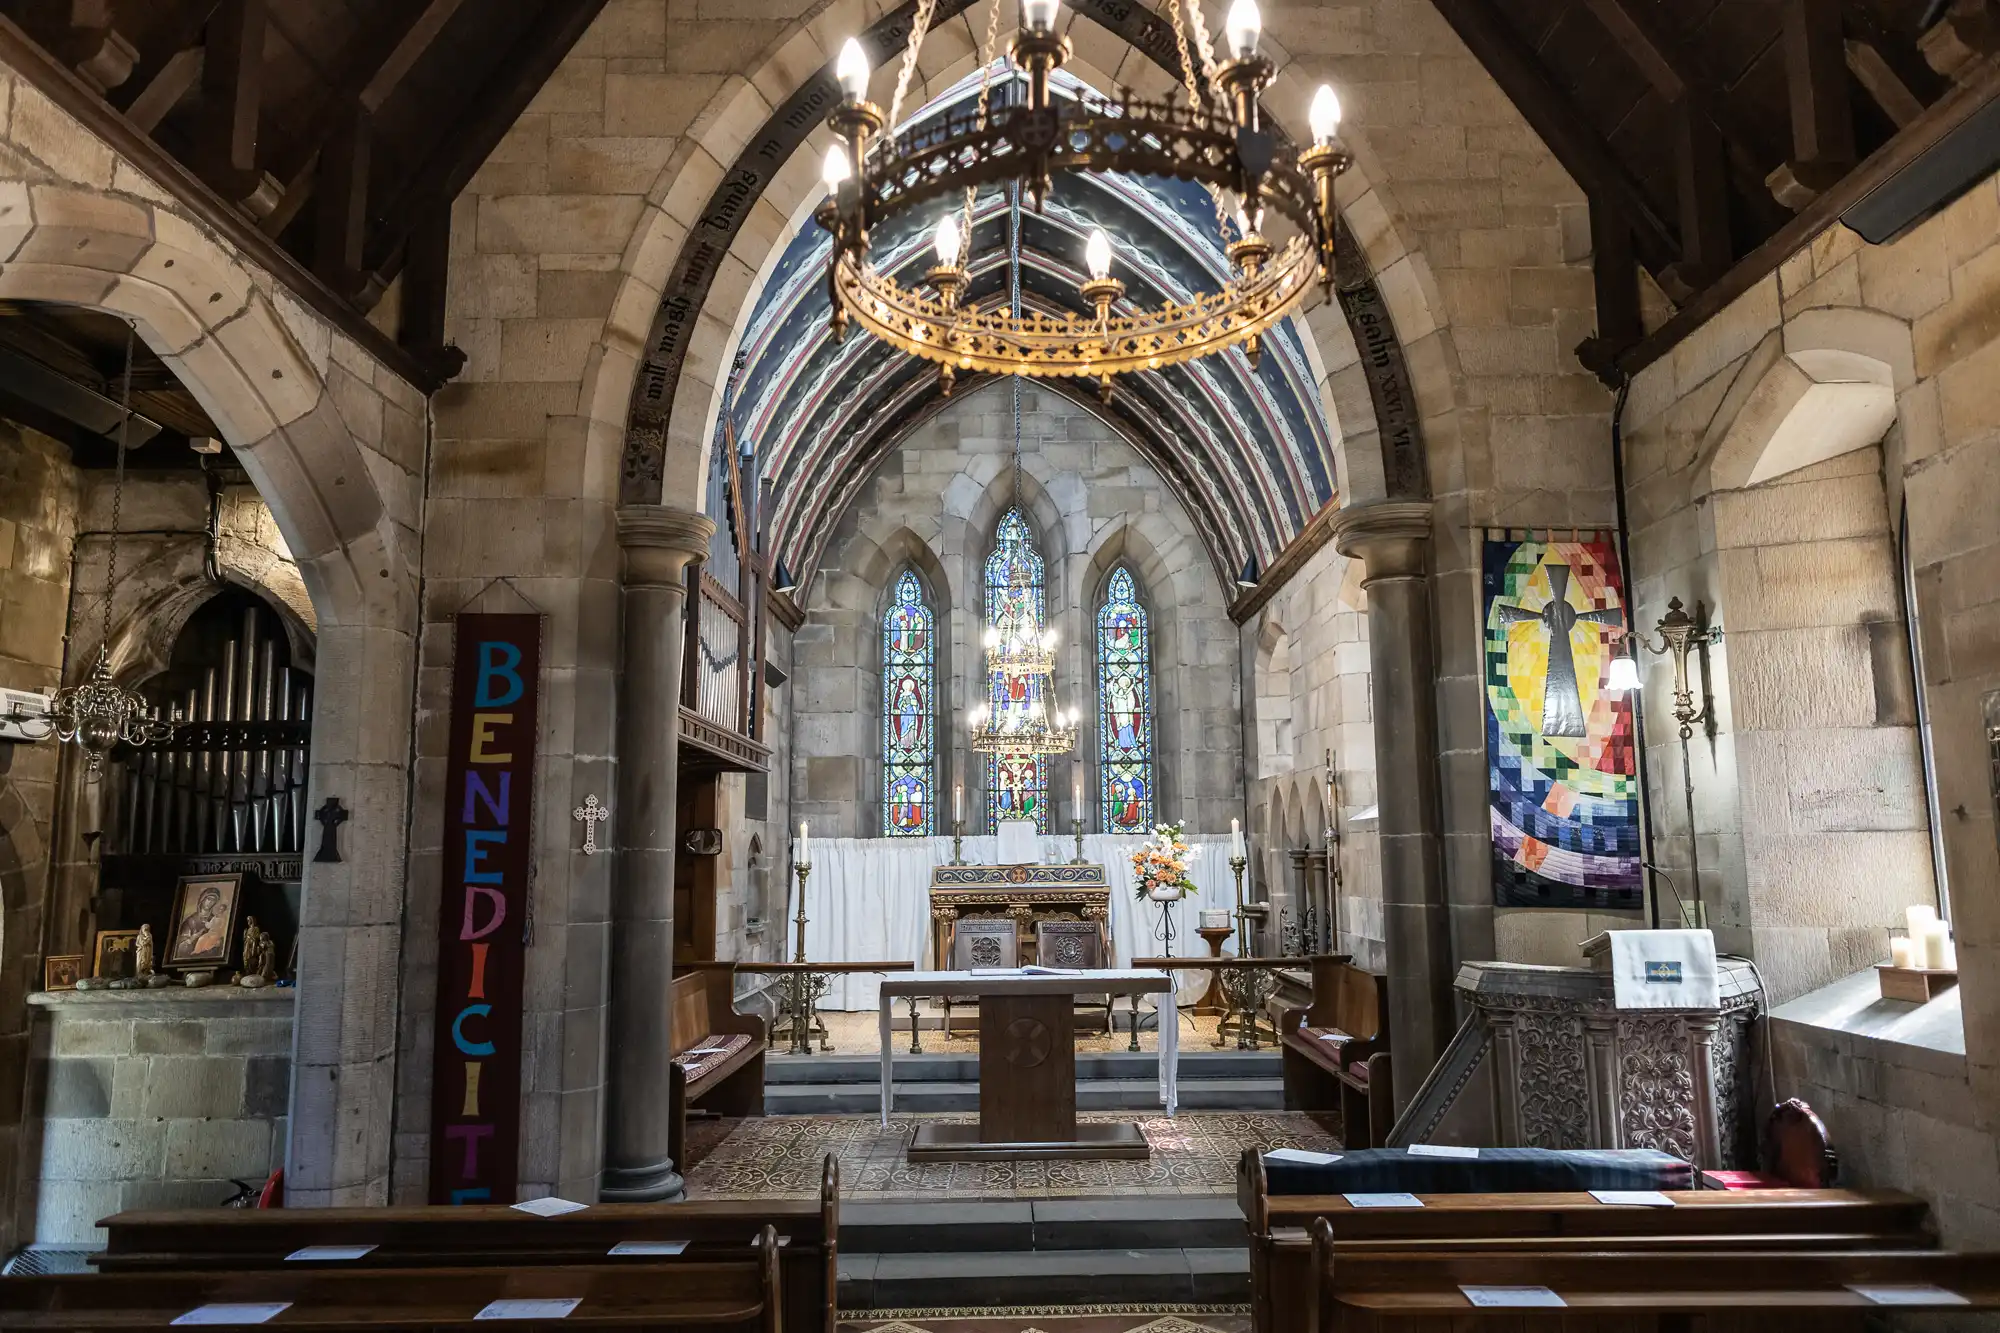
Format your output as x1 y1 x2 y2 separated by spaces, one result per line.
969 599 1080 758
816 0 1353 399
46 325 176 775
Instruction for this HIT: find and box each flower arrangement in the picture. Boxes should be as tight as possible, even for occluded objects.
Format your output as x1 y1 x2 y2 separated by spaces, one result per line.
1132 822 1198 902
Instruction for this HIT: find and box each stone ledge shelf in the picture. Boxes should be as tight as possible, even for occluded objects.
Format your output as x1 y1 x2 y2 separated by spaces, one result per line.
29 987 296 1008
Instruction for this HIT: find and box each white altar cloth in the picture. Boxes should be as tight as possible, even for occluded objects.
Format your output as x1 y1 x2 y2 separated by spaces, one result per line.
874 969 1179 1124
795 835 1242 1010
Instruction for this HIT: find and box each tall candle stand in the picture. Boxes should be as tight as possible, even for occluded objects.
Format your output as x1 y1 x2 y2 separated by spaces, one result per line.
950 819 965 866
1070 816 1087 864
785 857 819 1055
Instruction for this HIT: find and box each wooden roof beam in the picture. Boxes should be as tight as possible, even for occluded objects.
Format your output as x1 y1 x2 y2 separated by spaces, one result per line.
18 0 139 94
1664 101 1733 298
1427 0 1679 272
1575 198 1642 383
1767 0 1856 207
187 0 270 208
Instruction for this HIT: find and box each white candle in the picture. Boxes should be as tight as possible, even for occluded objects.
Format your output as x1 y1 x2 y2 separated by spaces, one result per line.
1231 818 1245 859
1907 903 1937 940
1074 778 1082 814
954 783 962 822
1890 936 1914 969
798 820 809 866
1923 921 1949 970
1941 935 1958 971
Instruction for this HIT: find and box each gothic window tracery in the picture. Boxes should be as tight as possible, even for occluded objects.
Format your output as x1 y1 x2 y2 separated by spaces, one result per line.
985 507 1049 831
1096 567 1154 833
881 569 936 836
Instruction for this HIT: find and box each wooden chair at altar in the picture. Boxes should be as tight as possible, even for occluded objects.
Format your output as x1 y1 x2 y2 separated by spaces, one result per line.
942 918 1018 1036
1036 919 1115 1034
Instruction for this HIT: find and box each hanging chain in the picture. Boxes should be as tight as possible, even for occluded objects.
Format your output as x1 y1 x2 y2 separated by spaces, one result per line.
1166 0 1236 240
960 0 1007 243
1182 0 1223 96
102 323 136 654
885 0 942 131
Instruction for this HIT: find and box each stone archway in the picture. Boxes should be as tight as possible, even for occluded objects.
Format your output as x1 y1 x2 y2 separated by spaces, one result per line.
0 72 425 1207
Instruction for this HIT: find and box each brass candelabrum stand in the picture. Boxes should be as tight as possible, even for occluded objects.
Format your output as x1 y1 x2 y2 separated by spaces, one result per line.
777 859 831 1055
1217 853 1279 1048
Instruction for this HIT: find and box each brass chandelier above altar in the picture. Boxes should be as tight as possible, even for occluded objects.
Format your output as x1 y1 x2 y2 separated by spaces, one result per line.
970 594 1078 759
815 0 1354 399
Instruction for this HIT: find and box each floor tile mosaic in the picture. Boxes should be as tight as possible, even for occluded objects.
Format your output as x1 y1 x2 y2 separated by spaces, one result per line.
682 1112 1338 1200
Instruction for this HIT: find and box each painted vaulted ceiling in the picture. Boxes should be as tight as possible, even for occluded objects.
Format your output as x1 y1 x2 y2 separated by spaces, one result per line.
728 64 1339 589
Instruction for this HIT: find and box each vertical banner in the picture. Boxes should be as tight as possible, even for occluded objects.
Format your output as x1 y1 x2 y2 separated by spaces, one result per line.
1483 533 1641 910
430 614 541 1203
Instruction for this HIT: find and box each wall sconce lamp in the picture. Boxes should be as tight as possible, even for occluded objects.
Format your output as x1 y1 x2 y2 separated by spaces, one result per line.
1618 596 1723 928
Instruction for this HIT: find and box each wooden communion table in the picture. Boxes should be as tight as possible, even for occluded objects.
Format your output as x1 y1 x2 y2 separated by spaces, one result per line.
876 969 1178 1161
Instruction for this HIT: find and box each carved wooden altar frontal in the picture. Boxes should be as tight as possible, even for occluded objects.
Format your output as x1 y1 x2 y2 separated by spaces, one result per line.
929 865 1111 970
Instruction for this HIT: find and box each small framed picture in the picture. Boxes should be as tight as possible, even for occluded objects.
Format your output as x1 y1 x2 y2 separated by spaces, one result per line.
92 929 142 981
165 873 244 970
43 954 85 991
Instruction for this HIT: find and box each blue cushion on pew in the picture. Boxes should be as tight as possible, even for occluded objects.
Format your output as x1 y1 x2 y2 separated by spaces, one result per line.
1263 1147 1693 1196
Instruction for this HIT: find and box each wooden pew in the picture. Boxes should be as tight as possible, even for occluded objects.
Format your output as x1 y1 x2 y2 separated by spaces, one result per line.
1239 1150 1937 1333
95 1155 841 1333
1276 956 1388 1143
670 967 768 1169
2 1232 780 1330
1308 1225 2000 1331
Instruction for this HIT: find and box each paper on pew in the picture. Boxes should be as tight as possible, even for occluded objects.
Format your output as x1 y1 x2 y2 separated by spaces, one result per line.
1590 1189 1675 1207
1848 1285 1969 1306
172 1305 292 1325
1343 1192 1423 1207
476 1299 583 1320
512 1196 589 1216
609 1241 688 1256
1461 1286 1566 1308
1264 1148 1343 1166
1407 1144 1479 1158
683 1048 729 1055
285 1245 377 1261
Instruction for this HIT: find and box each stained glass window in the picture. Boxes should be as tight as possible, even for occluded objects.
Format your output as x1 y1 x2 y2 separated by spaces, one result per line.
1096 567 1154 833
881 570 936 836
985 507 1049 831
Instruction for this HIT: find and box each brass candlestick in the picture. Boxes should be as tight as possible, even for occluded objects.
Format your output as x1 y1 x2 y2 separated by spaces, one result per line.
951 818 965 866
792 860 811 963
1229 853 1249 954
1070 816 1087 864
787 859 819 1056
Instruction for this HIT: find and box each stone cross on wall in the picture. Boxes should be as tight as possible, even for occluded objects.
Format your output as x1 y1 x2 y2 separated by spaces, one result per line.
1497 563 1625 738
572 794 609 855
313 797 348 863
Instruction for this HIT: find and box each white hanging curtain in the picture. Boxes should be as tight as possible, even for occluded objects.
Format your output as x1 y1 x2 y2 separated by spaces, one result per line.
791 835 1238 1009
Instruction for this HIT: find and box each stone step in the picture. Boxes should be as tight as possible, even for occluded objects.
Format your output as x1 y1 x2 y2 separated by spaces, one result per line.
765 1050 1280 1084
842 1197 1245 1254
767 1076 1283 1115
838 1246 1249 1309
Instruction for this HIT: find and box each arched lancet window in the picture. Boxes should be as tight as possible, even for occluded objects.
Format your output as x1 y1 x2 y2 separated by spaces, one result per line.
1096 567 1154 833
985 507 1049 830
881 569 936 836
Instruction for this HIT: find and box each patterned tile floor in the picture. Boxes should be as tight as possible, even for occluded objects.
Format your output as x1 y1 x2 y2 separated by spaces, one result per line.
843 1311 1249 1333
682 1112 1338 1200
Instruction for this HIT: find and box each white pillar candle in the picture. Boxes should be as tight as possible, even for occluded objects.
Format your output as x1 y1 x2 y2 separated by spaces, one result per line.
1231 818 1245 859
1922 921 1948 969
1906 903 1938 940
1940 934 1958 971
798 820 809 866
1889 936 1914 969
1074 779 1082 814
954 783 962 822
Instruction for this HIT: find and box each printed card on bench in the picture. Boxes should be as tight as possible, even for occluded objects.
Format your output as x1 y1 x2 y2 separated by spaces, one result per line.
1407 1144 1480 1159
1590 1189 1675 1207
475 1299 583 1321
1848 1285 1969 1306
608 1240 688 1256
285 1245 377 1261
511 1196 589 1217
172 1304 292 1326
1461 1286 1567 1308
1264 1148 1343 1167
682 1048 728 1056
1343 1192 1423 1208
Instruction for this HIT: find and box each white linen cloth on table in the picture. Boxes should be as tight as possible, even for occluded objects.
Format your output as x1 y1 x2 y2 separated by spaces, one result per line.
1606 928 1721 1009
875 968 1179 1125
793 835 1240 1010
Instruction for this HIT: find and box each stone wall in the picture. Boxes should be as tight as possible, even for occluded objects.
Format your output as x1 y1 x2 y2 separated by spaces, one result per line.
20 988 292 1246
789 382 1242 840
1618 170 2000 1244
1241 538 1383 967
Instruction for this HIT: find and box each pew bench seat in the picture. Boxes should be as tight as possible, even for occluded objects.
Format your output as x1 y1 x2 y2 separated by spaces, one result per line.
669 970 767 1171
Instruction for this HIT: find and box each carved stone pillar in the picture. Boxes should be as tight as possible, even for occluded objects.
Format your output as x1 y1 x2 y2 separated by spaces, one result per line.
1487 1013 1522 1146
1333 500 1451 1113
601 505 715 1202
1685 1016 1722 1169
1583 1013 1621 1148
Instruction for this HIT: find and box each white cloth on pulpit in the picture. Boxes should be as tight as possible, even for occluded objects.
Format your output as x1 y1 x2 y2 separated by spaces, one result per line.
996 819 1038 865
792 834 1240 1009
1605 928 1720 1010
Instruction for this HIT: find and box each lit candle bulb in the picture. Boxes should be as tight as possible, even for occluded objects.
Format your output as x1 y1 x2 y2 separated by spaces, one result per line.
821 143 851 192
1022 0 1060 32
934 214 963 267
1224 0 1261 58
1308 84 1342 145
954 783 963 822
1085 228 1112 281
835 38 871 103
